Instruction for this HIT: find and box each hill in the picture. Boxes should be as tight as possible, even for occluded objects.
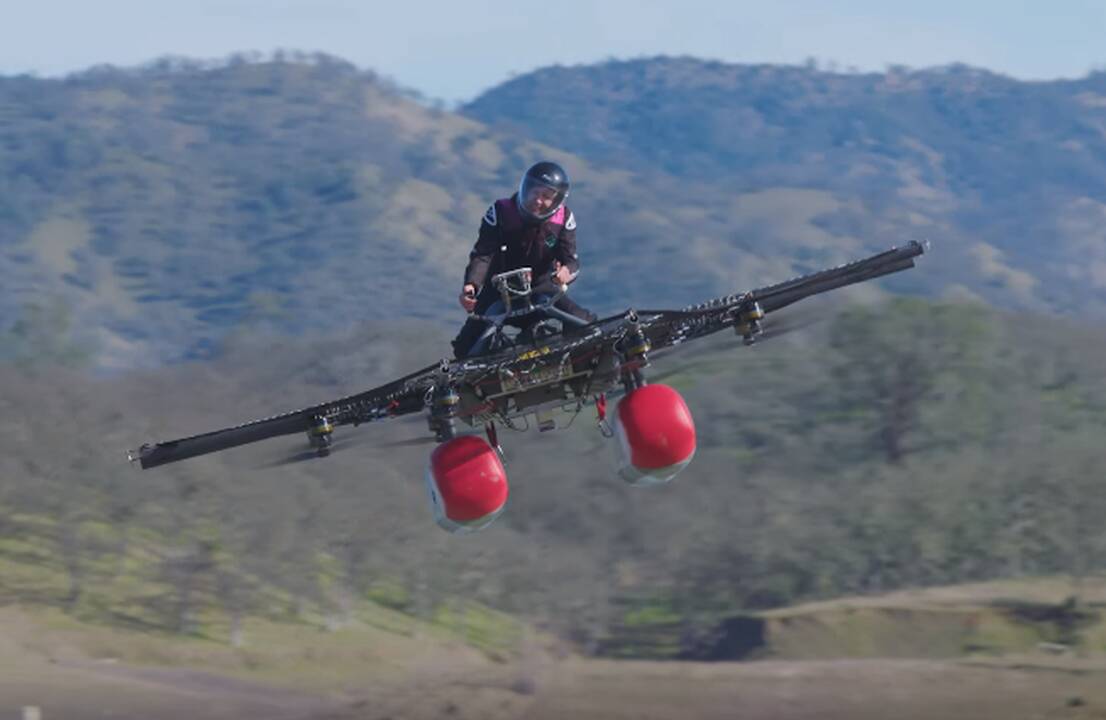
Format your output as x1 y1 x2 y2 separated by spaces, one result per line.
4 298 1106 656
5 53 1106 717
8 54 1106 369
1 54 572 368
5 579 1106 720
464 57 1106 318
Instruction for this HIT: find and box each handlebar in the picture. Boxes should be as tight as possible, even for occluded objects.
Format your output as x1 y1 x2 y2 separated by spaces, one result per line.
471 286 567 323
466 266 570 320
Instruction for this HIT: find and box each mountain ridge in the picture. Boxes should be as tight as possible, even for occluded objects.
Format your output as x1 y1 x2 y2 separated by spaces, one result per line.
463 56 1106 316
4 54 1105 369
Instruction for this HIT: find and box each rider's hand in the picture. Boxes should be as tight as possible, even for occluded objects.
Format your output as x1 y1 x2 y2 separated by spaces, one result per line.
459 284 477 312
552 262 573 286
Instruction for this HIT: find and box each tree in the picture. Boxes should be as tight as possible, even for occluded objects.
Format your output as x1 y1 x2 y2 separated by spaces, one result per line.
825 299 991 464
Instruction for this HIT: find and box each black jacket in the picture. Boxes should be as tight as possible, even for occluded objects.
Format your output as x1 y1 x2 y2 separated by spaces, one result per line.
463 194 579 294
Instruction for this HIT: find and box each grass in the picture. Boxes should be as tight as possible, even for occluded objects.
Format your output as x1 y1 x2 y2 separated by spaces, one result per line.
6 507 1106 667
757 577 1106 661
432 600 525 660
0 508 527 691
5 527 1106 719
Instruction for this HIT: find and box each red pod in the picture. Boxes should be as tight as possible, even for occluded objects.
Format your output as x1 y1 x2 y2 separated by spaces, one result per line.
425 435 509 533
613 384 697 485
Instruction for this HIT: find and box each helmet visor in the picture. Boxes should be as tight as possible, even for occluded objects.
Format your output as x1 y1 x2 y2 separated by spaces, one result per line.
518 177 567 220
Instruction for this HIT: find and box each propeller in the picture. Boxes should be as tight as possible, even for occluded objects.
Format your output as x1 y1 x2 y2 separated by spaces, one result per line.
257 434 361 468
648 302 834 385
370 435 440 449
245 408 441 469
259 448 327 469
754 301 827 340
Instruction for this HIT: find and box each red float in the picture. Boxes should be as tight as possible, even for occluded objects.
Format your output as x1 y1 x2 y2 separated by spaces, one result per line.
612 384 697 485
425 435 509 533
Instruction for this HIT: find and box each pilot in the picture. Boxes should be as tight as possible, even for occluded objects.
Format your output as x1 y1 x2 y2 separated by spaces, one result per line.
451 161 597 359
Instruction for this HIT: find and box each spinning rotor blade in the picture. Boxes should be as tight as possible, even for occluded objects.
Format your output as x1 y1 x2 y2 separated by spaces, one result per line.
332 412 438 450
259 449 323 469
367 430 496 450
647 300 830 377
648 355 765 385
249 416 434 469
370 435 440 449
757 299 835 340
253 436 360 469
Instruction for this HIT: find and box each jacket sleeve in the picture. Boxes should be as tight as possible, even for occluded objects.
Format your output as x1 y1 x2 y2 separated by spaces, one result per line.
556 208 580 279
463 206 501 291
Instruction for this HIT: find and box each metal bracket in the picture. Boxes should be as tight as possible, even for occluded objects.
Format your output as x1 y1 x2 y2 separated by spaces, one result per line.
595 394 614 438
485 421 504 461
735 301 765 345
535 409 556 432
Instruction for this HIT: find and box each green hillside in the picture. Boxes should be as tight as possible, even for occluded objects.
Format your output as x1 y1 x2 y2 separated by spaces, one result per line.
1 55 573 368
3 52 1106 665
4 54 1106 719
465 57 1106 318
4 298 1106 658
7 55 1106 370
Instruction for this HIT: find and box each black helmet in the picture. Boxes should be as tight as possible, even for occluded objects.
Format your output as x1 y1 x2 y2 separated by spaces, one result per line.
517 161 570 222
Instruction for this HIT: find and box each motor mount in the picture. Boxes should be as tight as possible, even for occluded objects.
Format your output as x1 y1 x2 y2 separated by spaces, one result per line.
612 384 697 486
425 435 509 533
734 301 765 345
307 416 334 457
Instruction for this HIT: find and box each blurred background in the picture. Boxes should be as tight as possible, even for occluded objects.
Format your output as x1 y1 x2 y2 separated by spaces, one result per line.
3 2 1106 718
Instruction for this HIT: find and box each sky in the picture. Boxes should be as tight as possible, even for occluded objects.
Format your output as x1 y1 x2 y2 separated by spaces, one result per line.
3 0 1105 104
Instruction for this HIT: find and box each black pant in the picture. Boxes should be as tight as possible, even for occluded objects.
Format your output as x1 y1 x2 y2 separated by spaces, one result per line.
451 289 597 359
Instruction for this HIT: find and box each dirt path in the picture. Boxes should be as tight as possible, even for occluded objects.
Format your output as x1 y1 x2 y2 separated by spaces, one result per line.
510 657 1106 720
5 602 1106 720
7 654 1106 720
1 656 340 720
